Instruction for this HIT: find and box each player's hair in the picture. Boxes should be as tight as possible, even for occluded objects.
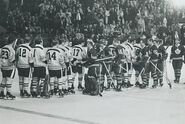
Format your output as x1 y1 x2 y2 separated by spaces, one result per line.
7 34 16 44
25 36 31 43
51 39 59 46
34 36 43 44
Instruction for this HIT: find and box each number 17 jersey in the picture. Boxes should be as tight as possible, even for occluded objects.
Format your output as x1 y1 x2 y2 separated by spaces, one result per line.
72 45 86 60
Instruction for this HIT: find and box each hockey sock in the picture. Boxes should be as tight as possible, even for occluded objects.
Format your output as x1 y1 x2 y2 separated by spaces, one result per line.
6 78 13 92
78 74 83 86
68 78 74 89
141 73 147 85
54 78 59 90
117 75 122 85
124 73 128 84
175 69 181 82
39 78 45 93
50 77 55 91
107 75 112 86
98 74 105 86
23 77 30 91
135 70 139 82
146 73 150 85
152 72 158 85
0 78 7 92
59 77 67 90
19 76 24 91
31 77 38 92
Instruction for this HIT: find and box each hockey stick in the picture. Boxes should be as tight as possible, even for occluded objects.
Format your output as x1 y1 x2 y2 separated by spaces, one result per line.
119 64 128 72
95 56 115 62
150 61 172 89
98 63 103 97
102 61 115 89
163 60 172 89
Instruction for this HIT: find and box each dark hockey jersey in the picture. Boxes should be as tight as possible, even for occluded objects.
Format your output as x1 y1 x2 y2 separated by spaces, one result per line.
141 46 149 62
170 44 185 60
148 45 158 61
115 44 127 63
157 45 167 62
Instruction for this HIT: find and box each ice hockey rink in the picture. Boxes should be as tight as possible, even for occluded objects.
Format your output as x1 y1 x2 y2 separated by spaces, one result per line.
0 47 185 124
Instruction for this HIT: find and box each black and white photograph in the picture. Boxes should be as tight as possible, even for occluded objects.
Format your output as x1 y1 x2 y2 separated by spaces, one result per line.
0 0 185 124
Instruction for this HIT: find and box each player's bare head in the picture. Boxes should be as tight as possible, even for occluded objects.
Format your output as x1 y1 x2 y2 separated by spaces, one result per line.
51 39 59 47
140 39 147 47
119 34 129 44
7 34 16 45
113 38 120 46
147 38 153 45
174 38 180 45
24 36 31 43
156 39 163 45
87 39 94 49
34 36 43 45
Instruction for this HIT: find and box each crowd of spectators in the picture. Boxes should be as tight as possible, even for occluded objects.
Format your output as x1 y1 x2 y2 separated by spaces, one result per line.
1 0 185 46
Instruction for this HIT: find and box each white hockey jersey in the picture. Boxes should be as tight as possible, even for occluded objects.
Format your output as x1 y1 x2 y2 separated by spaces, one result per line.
46 46 65 70
0 44 15 70
72 45 86 60
33 44 46 67
58 45 73 63
16 43 33 68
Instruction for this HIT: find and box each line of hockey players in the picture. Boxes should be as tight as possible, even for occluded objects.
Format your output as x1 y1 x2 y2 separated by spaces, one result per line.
0 33 185 99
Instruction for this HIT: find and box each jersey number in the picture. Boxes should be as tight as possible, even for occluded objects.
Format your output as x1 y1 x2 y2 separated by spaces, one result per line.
1 51 8 59
19 49 26 57
48 52 56 60
73 49 80 56
118 49 124 54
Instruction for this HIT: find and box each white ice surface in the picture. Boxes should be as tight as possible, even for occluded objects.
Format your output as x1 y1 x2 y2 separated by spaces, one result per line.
0 46 185 124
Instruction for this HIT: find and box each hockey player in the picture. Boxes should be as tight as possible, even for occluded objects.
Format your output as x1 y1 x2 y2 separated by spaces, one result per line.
58 38 74 94
16 36 33 97
97 39 112 90
124 37 135 87
144 38 159 88
170 39 185 83
30 36 48 98
0 35 16 99
133 39 142 87
107 40 117 89
83 40 102 95
155 39 168 86
113 38 128 91
63 40 74 94
46 39 66 97
139 39 150 89
71 40 86 90
120 36 133 88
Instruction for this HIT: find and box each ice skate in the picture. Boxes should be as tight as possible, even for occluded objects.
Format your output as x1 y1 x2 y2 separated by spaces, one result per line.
116 84 122 91
54 88 59 95
140 83 148 89
135 81 141 87
58 90 64 98
40 92 50 99
78 84 84 91
22 90 31 98
20 90 24 97
0 91 6 99
49 90 54 96
125 81 133 88
31 92 37 98
6 92 16 100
